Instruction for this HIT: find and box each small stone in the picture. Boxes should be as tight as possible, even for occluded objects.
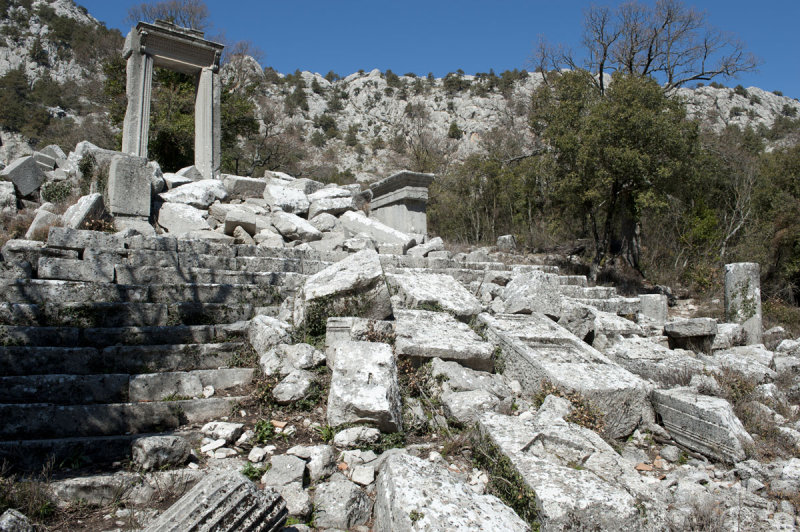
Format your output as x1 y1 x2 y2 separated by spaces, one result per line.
214 448 238 459
635 463 653 471
200 438 226 453
351 465 375 486
202 385 215 398
660 445 681 462
248 447 268 463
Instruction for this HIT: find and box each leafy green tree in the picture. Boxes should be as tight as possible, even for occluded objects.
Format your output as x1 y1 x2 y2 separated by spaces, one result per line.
531 71 699 274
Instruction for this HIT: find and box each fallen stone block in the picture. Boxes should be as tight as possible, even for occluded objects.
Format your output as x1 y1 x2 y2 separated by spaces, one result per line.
46 227 124 251
665 318 717 354
0 181 17 215
24 209 61 240
131 435 190 471
293 249 391 329
558 302 642 346
162 173 193 189
307 196 354 219
263 184 309 215
706 345 776 383
639 293 668 326
261 454 307 487
157 203 210 234
478 403 665 532
158 179 228 209
374 452 529 532
652 387 753 463
604 336 707 386
62 193 104 229
308 212 339 232
502 269 563 317
249 315 292 357
259 342 326 377
496 234 517 252
272 369 315 404
143 471 286 531
287 177 324 195
223 174 267 197
271 211 322 242
725 262 762 344
327 341 402 432
38 257 114 283
340 211 415 253
479 312 650 438
312 477 372 530
0 155 45 196
176 165 203 181
406 236 444 257
224 208 256 236
387 271 482 320
430 357 512 398
108 155 150 217
286 444 336 482
442 389 500 424
394 309 494 371
712 322 746 350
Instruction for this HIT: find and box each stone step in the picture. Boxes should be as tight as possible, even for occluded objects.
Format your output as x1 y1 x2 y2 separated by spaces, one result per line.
557 275 588 286
569 297 641 315
0 302 258 328
0 434 145 471
0 342 248 376
115 265 306 288
0 396 245 439
0 279 287 306
559 285 618 299
0 323 246 348
0 368 254 404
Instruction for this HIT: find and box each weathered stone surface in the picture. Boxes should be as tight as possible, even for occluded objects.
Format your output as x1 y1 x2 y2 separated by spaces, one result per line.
604 337 707 385
0 509 33 532
271 211 322 242
143 471 286 531
0 182 17 215
430 358 512 398
442 389 500 424
157 202 210 234
308 187 350 201
639 293 668 326
287 177 324 195
340 211 415 252
108 155 150 217
277 483 311 519
263 184 309 215
293 249 391 327
725 262 762 344
394 309 494 371
262 454 307 487
327 341 402 432
201 421 244 443
223 174 267 197
62 193 104 229
712 322 746 350
163 172 193 189
374 452 529 532
387 271 482 320
38 257 114 283
249 315 292 357
406 236 444 257
707 345 776 383
1 155 45 196
24 209 61 240
333 426 381 448
652 387 753 463
312 477 372 530
272 370 315 404
233 225 255 244
308 212 339 233
478 403 664 532
480 312 649 438
131 435 190 471
176 165 204 181
286 444 336 482
159 180 228 209
259 343 326 377
502 269 563 316
307 196 354 219
224 209 256 236
496 234 517 253
665 318 718 353
558 303 642 346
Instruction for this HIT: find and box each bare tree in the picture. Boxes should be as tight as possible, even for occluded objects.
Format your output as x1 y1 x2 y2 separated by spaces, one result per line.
532 0 759 93
126 0 210 31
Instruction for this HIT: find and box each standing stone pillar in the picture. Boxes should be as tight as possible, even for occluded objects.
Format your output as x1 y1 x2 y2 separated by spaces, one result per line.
121 31 153 158
724 262 762 345
195 67 221 180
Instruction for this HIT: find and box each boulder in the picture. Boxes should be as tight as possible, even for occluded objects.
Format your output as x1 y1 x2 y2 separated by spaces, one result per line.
201 421 244 443
131 435 190 471
259 343 326 377
0 509 33 532
249 316 292 357
223 174 267 198
261 454 307 487
176 165 204 181
308 212 339 232
293 249 391 328
394 309 494 371
286 445 336 482
24 210 61 240
0 155 45 196
406 236 444 257
386 271 482 320
307 196 354 219
339 211 415 253
159 180 228 209
496 234 517 252
271 211 322 242
374 452 529 532
312 477 372 530
327 341 402 432
263 184 309 215
157 203 210 234
272 370 315 405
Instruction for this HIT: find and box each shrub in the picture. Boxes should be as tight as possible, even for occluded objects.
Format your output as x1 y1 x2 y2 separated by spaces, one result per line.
40 181 72 204
733 84 748 98
385 69 401 88
447 122 463 139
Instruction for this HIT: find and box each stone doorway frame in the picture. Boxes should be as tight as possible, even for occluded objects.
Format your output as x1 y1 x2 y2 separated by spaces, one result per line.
121 20 224 180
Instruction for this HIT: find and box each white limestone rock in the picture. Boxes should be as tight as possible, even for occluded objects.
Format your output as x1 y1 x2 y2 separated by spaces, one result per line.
286 444 337 482
131 435 190 471
201 421 244 443
248 315 292 357
441 389 500 424
293 249 392 327
223 174 267 198
176 165 204 181
308 212 340 232
604 336 708 385
157 202 210 234
312 477 372 530
406 236 444 257
374 452 530 532
1 155 45 197
24 209 61 239
327 341 402 432
386 271 482 320
394 309 494 371
333 426 381 448
430 357 512 399
263 184 310 215
308 187 351 201
272 369 315 405
0 182 17 215
271 211 322 242
339 211 416 252
502 269 563 316
307 196 354 219
158 179 228 209
62 193 104 229
261 454 306 487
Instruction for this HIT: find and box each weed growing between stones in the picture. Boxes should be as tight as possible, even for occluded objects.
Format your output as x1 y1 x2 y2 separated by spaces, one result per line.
314 424 335 443
228 343 258 368
240 461 269 481
471 436 540 530
161 393 191 402
0 459 56 524
534 380 606 435
253 419 276 443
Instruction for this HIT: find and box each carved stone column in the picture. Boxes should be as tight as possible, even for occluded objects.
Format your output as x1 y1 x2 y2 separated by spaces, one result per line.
121 29 153 158
195 67 221 180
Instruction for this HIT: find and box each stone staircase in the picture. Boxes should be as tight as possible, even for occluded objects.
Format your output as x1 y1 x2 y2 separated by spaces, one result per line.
0 228 333 470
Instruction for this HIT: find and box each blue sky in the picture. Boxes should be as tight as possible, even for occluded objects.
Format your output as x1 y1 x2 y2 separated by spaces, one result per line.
79 0 800 99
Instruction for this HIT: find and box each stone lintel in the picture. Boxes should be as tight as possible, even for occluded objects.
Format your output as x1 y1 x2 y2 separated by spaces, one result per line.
369 186 429 210
128 21 223 75
370 171 434 199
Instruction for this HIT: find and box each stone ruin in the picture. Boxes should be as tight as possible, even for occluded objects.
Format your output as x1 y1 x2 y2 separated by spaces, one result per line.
121 20 223 182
